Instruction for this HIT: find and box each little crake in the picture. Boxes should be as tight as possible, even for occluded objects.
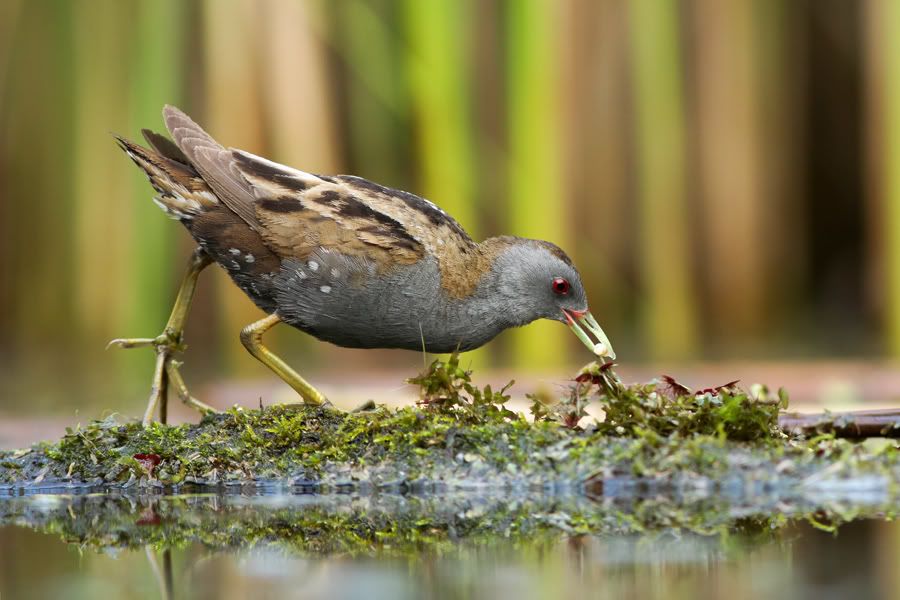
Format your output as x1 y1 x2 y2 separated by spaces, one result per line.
112 106 614 424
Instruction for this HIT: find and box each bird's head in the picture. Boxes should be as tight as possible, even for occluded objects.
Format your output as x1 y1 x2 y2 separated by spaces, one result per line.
486 238 616 359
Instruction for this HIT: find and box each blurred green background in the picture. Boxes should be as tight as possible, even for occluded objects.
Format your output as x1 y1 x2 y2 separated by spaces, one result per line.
1 0 899 415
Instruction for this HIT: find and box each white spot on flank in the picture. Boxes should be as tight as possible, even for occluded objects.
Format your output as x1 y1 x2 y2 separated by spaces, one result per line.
330 268 340 278
320 285 332 294
244 254 255 263
295 269 307 279
228 248 241 255
308 261 319 272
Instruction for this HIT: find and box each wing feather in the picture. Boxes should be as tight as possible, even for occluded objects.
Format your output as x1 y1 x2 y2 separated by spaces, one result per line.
163 105 261 229
231 150 426 269
141 128 190 165
161 106 478 286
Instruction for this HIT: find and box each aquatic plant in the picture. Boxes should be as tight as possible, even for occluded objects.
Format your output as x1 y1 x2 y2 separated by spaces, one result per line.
530 361 787 442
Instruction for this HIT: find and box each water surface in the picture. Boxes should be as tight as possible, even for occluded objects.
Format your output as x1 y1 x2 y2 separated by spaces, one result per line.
0 490 896 599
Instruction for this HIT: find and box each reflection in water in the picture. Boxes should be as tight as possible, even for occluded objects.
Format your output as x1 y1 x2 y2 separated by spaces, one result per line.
0 492 896 599
145 547 173 600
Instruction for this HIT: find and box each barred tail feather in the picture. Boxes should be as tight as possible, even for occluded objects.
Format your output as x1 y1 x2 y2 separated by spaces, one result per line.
114 135 219 220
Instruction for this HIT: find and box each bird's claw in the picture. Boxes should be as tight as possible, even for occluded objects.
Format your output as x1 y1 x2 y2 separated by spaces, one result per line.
107 337 155 350
108 327 196 425
106 329 186 354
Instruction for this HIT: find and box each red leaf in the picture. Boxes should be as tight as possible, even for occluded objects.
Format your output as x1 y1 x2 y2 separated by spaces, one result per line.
661 375 692 396
136 507 161 526
133 453 161 476
716 380 741 392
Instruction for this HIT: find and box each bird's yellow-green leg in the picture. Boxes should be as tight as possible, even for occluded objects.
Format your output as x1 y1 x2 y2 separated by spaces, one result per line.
240 313 328 406
107 248 214 425
166 359 217 416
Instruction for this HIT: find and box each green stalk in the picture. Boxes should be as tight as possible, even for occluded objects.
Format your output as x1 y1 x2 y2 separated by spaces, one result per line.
65 0 146 406
331 0 410 185
628 0 698 359
404 0 486 368
404 0 476 233
753 0 803 337
506 0 568 368
127 0 185 346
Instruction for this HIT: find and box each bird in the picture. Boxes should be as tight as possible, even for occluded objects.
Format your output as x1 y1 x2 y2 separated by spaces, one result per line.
111 105 615 425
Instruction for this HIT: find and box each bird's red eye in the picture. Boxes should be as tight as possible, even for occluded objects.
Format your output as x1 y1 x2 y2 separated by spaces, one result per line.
552 277 570 295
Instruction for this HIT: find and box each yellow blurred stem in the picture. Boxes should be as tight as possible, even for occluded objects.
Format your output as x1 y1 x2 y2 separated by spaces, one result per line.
628 0 699 359
404 0 487 370
874 1 900 356
506 0 568 368
127 0 185 341
202 0 268 375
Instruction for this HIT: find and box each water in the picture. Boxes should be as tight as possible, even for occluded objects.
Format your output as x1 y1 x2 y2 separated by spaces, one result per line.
0 491 896 599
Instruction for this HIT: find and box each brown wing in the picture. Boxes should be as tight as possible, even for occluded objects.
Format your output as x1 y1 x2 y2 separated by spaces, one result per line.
232 150 426 270
163 105 484 294
231 148 491 295
333 175 476 254
141 128 190 164
162 105 261 230
333 175 485 296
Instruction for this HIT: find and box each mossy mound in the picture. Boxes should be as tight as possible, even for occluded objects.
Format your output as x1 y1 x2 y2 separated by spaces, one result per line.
1 357 899 495
0 403 574 490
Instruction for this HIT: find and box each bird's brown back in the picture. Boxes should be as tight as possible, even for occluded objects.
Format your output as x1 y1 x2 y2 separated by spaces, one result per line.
123 105 523 303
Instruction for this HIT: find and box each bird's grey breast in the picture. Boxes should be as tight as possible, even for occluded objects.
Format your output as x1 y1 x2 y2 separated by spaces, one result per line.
272 250 505 352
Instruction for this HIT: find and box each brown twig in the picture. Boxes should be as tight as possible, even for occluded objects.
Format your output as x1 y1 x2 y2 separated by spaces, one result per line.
778 408 900 439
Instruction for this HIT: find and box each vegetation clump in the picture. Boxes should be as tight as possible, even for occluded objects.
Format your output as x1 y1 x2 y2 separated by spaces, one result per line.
407 351 517 423
531 361 787 442
0 355 897 492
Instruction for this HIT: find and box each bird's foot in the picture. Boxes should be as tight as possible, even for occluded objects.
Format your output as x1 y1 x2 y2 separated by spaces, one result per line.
165 358 218 417
107 327 185 353
108 328 216 426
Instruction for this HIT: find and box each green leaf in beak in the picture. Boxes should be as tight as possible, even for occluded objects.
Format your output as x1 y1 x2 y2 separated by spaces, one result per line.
566 310 616 360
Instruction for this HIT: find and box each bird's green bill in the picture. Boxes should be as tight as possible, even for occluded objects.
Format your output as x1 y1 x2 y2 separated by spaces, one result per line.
564 309 616 360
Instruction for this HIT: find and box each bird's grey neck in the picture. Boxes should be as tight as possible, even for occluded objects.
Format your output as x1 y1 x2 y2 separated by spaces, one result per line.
407 255 518 352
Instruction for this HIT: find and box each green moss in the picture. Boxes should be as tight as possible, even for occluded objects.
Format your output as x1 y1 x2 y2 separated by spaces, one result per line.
0 357 898 491
2 356 897 557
